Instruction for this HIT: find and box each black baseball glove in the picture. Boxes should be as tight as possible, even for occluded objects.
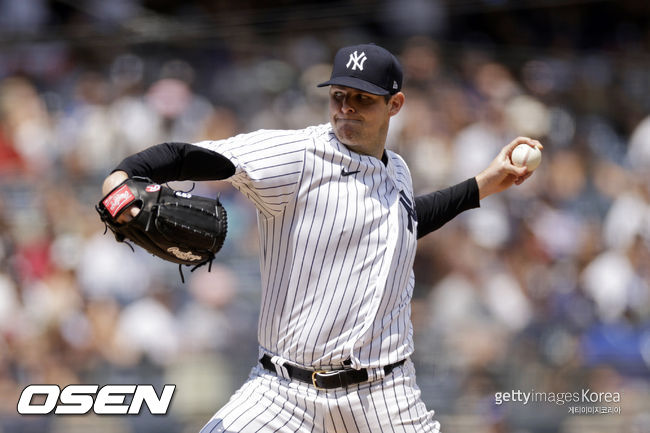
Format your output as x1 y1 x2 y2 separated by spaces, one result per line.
96 177 227 278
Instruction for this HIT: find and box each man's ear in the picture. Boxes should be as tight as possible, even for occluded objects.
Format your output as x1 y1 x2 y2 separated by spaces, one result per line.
388 92 405 117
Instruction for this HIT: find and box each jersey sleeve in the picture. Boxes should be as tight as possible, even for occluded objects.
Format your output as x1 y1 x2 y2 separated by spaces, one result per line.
414 177 480 238
193 129 308 216
114 142 236 183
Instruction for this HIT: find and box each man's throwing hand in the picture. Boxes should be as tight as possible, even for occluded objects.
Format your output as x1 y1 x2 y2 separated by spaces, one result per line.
475 136 543 200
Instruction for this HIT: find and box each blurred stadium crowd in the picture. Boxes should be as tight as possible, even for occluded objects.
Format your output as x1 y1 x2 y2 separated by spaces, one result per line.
0 0 650 432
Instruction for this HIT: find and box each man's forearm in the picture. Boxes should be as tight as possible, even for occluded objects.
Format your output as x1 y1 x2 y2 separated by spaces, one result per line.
114 142 235 184
414 178 480 239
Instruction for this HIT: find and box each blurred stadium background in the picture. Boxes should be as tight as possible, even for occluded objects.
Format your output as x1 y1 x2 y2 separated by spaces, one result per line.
0 0 649 432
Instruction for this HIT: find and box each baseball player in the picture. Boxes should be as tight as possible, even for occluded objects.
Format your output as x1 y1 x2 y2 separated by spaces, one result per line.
102 43 540 432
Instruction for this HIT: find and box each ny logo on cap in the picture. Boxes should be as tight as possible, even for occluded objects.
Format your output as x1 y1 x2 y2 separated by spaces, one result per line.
346 51 367 71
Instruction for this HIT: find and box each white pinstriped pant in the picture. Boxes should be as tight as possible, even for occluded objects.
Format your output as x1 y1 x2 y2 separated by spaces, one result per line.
199 358 440 433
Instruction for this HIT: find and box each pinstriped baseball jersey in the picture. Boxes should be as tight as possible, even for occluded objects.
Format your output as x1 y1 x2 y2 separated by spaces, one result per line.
193 123 418 370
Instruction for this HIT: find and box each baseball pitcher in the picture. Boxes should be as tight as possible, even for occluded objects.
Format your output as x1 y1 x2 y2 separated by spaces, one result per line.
99 43 541 432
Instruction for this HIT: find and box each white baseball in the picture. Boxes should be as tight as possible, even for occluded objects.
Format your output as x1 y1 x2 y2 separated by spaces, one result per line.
511 144 542 171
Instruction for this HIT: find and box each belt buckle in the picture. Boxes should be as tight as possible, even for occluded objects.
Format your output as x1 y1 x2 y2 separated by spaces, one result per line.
311 370 327 390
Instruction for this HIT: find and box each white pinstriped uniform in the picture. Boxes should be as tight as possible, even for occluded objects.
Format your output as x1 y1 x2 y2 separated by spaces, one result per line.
194 123 439 432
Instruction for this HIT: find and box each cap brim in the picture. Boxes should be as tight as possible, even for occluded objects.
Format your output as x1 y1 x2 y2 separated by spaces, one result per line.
317 76 390 96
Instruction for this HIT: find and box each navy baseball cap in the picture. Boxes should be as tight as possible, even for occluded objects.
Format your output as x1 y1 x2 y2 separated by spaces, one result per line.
317 44 403 96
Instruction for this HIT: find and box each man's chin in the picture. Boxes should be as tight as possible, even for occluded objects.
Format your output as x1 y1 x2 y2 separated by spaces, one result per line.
334 126 360 144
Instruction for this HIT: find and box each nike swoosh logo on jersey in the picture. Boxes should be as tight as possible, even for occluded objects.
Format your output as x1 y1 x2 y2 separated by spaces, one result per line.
341 168 360 177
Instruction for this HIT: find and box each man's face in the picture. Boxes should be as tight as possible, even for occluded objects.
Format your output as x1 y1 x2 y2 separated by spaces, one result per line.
329 85 402 159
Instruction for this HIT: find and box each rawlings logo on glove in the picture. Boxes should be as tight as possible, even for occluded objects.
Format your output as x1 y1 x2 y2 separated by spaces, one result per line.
103 184 136 217
96 177 227 280
167 247 202 262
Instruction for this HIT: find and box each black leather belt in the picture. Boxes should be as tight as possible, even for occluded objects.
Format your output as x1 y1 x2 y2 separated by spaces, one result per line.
259 355 406 390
